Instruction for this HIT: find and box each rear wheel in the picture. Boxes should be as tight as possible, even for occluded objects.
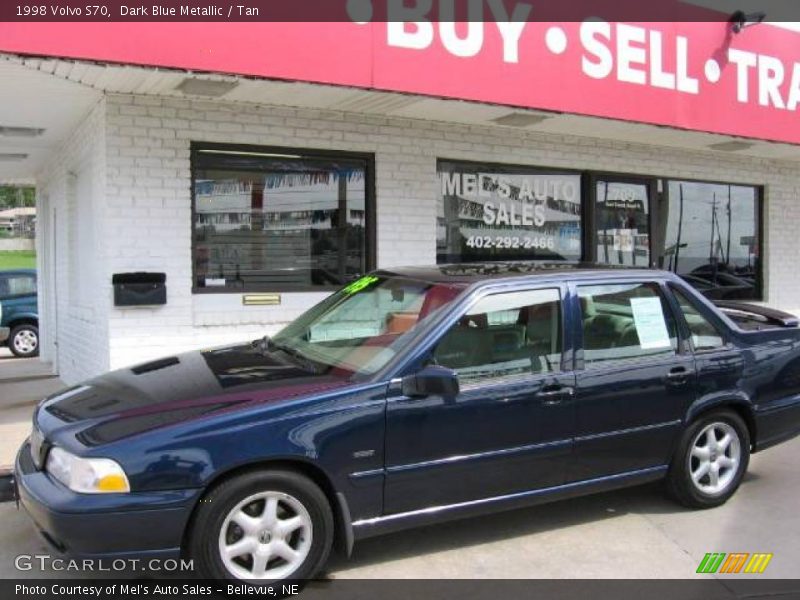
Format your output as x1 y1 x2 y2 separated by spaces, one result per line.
9 324 38 358
667 409 750 508
188 470 334 583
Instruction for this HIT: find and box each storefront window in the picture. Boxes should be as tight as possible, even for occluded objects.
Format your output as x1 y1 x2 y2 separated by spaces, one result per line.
595 179 650 267
656 181 761 300
437 160 582 263
192 145 373 292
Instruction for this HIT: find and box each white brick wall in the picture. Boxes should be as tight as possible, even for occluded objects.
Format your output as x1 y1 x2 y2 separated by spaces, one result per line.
36 98 110 384
40 92 800 384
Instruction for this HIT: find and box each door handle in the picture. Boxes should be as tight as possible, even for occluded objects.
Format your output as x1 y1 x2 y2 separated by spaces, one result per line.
535 386 574 406
666 367 695 382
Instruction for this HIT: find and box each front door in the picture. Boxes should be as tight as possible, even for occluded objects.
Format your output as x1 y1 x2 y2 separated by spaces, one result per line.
570 280 696 482
591 175 655 268
384 286 575 515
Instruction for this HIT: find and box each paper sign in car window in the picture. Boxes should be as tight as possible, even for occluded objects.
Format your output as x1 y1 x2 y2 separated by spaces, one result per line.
630 297 672 350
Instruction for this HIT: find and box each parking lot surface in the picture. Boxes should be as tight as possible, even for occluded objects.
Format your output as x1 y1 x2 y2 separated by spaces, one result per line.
0 434 797 580
0 351 61 469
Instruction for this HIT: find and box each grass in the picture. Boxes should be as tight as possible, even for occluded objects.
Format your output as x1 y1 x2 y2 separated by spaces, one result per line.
0 251 36 270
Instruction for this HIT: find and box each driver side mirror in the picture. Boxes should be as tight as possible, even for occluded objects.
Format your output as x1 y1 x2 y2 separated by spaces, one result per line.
401 365 460 399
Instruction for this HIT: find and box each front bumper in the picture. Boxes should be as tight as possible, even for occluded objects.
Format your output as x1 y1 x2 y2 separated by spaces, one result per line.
15 441 201 560
0 327 9 344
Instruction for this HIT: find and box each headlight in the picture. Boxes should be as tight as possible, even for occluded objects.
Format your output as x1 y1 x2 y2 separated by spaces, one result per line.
45 446 130 494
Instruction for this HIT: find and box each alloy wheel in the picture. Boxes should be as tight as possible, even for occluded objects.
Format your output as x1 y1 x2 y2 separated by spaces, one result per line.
218 491 313 581
687 421 741 496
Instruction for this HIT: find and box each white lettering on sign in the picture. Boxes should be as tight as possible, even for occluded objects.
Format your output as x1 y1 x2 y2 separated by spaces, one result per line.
580 21 698 94
728 48 800 110
483 202 546 227
386 0 532 63
441 173 579 203
379 8 800 114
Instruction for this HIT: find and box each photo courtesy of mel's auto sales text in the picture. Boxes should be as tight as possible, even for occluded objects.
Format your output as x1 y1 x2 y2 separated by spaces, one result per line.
0 3 800 600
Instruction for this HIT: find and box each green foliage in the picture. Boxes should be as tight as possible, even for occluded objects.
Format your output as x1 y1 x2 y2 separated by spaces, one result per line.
0 186 36 210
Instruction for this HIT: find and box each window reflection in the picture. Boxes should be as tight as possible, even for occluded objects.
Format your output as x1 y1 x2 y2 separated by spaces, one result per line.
657 181 760 300
595 180 650 266
437 161 582 263
193 147 369 291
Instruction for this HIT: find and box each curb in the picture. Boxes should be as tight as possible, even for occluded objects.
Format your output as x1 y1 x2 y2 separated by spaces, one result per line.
0 374 59 385
0 468 15 504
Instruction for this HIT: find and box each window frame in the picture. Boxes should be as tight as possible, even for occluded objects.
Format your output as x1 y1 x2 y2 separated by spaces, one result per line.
572 279 684 371
190 141 377 294
0 273 37 300
434 160 765 301
585 172 658 267
414 283 570 390
659 178 764 301
665 282 732 354
435 157 585 264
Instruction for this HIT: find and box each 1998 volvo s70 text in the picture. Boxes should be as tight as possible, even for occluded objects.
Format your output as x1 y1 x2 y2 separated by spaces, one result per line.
14 263 800 582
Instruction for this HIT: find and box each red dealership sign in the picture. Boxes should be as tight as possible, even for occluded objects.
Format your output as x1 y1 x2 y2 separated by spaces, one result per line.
1 19 799 144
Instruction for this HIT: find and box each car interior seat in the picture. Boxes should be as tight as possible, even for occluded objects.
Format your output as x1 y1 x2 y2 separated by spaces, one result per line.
580 294 636 352
433 315 488 369
522 302 561 373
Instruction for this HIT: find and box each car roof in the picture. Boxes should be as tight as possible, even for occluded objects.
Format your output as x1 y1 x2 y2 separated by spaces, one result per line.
377 262 671 285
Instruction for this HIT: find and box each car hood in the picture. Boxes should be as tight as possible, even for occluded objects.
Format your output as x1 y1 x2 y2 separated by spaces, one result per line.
37 341 357 447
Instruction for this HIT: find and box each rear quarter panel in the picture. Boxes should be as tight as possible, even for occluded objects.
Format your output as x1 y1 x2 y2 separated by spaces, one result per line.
737 327 800 450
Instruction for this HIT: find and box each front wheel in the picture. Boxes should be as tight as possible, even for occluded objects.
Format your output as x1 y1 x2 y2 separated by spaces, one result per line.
9 324 39 358
667 409 750 509
187 470 334 583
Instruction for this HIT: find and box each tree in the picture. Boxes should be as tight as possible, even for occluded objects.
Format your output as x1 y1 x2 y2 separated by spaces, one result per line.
0 185 35 209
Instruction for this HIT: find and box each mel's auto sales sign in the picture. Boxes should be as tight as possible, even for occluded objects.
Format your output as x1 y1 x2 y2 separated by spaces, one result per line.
1 3 799 144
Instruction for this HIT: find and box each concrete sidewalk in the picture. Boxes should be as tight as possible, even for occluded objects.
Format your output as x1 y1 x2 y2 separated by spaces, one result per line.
0 349 64 468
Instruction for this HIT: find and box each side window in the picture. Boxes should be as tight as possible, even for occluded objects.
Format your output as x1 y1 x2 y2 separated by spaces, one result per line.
7 275 36 296
578 283 678 364
433 288 562 384
671 287 726 351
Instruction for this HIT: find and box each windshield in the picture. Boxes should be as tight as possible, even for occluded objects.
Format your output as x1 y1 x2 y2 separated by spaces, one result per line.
269 274 465 378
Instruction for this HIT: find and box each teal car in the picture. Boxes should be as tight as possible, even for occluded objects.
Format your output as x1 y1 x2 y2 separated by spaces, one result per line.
0 269 38 357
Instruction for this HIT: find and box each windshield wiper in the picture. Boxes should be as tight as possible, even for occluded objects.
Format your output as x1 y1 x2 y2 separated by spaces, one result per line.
253 335 272 354
270 341 321 374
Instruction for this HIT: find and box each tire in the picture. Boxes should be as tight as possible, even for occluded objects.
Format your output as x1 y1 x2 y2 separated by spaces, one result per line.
9 323 39 358
667 409 750 509
187 469 334 583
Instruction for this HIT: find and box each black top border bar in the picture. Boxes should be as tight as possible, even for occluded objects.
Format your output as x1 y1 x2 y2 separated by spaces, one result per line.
4 0 800 23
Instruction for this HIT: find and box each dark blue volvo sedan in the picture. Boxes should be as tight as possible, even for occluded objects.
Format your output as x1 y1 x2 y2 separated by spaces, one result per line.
15 263 800 582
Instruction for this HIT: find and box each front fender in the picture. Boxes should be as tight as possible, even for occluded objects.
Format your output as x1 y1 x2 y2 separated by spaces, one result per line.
96 383 388 523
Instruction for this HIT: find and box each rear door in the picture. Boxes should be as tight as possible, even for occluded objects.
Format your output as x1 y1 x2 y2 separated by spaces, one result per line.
569 280 696 482
383 285 576 514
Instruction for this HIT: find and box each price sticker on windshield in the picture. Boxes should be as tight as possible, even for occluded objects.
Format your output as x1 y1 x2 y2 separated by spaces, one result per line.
342 275 380 295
